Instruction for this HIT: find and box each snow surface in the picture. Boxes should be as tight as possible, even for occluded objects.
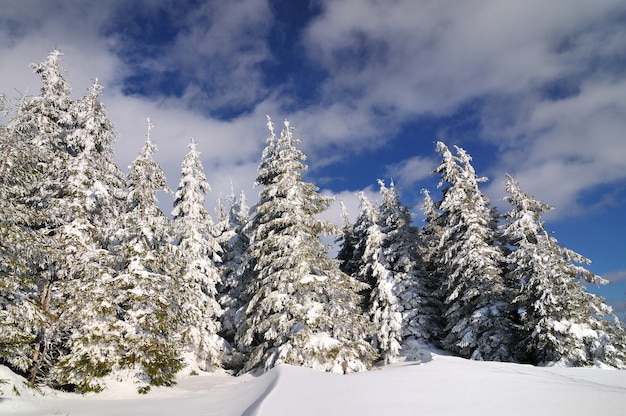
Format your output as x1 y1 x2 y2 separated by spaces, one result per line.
2 351 625 416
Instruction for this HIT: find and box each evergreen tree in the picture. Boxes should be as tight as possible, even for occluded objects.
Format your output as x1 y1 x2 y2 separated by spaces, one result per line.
235 118 375 373
419 189 447 344
104 121 182 391
351 191 399 363
0 97 50 380
432 142 514 361
1 50 79 385
349 192 380 300
347 181 441 363
336 202 358 278
65 80 126 240
378 180 441 350
216 191 250 346
171 139 225 372
503 175 626 367
49 80 127 391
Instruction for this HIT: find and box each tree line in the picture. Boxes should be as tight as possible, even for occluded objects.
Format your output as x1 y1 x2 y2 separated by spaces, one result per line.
1 51 624 394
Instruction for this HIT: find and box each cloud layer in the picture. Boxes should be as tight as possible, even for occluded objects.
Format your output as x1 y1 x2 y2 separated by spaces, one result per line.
1 0 625 229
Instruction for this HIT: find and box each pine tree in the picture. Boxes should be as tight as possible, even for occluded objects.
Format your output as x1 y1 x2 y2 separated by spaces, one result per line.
503 175 626 367
1 50 79 385
0 97 50 380
49 80 127 391
378 180 441 351
432 142 515 361
171 139 225 372
215 191 250 344
336 202 358 278
235 118 375 373
104 121 182 391
351 192 381 305
64 80 126 240
351 190 399 364
2 58 128 390
419 189 447 344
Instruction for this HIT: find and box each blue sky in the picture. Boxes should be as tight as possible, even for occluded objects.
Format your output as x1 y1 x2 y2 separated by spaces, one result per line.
1 0 625 315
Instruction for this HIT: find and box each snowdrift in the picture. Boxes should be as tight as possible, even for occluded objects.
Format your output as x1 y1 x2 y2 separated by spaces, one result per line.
2 352 626 415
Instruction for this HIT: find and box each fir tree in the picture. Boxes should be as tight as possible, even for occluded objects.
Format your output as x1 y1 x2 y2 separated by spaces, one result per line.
215 191 250 345
419 189 447 344
235 118 375 373
350 192 380 302
0 97 50 380
2 50 78 385
503 175 626 367
171 139 225 372
336 202 358 278
24 73 126 391
351 190 399 363
64 80 126 240
432 142 514 361
378 180 441 350
104 121 183 391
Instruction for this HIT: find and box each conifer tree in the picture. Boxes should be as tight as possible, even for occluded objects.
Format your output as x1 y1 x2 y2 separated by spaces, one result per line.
50 80 127 391
351 192 381 306
236 118 375 373
378 180 441 350
171 139 225 372
336 202 357 278
419 189 447 344
431 142 514 361
503 175 626 367
346 182 441 363
2 50 79 384
0 97 50 380
104 121 182 391
65 80 126 240
352 190 400 363
216 190 250 346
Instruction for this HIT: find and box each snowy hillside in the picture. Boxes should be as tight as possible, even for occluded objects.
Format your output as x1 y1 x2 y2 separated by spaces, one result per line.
2 351 625 416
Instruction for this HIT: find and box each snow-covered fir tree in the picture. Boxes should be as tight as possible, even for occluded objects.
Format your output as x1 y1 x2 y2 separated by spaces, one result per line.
0 50 97 385
503 175 626 367
235 118 375 373
351 190 400 364
418 189 447 343
171 139 225 372
377 180 442 350
50 80 128 391
0 96 51 382
343 181 441 363
431 142 515 361
215 190 250 357
336 202 358 278
103 121 182 391
347 192 380 303
64 80 126 240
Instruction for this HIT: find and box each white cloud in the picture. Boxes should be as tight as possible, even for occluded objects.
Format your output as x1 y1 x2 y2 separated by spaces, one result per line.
604 269 626 283
484 77 626 216
0 1 276 219
304 0 626 217
161 0 273 113
384 156 437 189
1 0 626 223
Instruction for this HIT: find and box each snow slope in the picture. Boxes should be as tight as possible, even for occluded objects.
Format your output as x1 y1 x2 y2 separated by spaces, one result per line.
2 352 625 415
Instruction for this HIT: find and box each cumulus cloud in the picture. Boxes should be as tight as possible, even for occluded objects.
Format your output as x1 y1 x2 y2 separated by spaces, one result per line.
304 0 626 216
108 0 272 118
384 156 438 189
1 0 626 225
603 269 626 283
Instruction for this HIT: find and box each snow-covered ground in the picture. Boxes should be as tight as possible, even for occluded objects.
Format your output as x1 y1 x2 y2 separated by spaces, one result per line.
2 351 625 416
